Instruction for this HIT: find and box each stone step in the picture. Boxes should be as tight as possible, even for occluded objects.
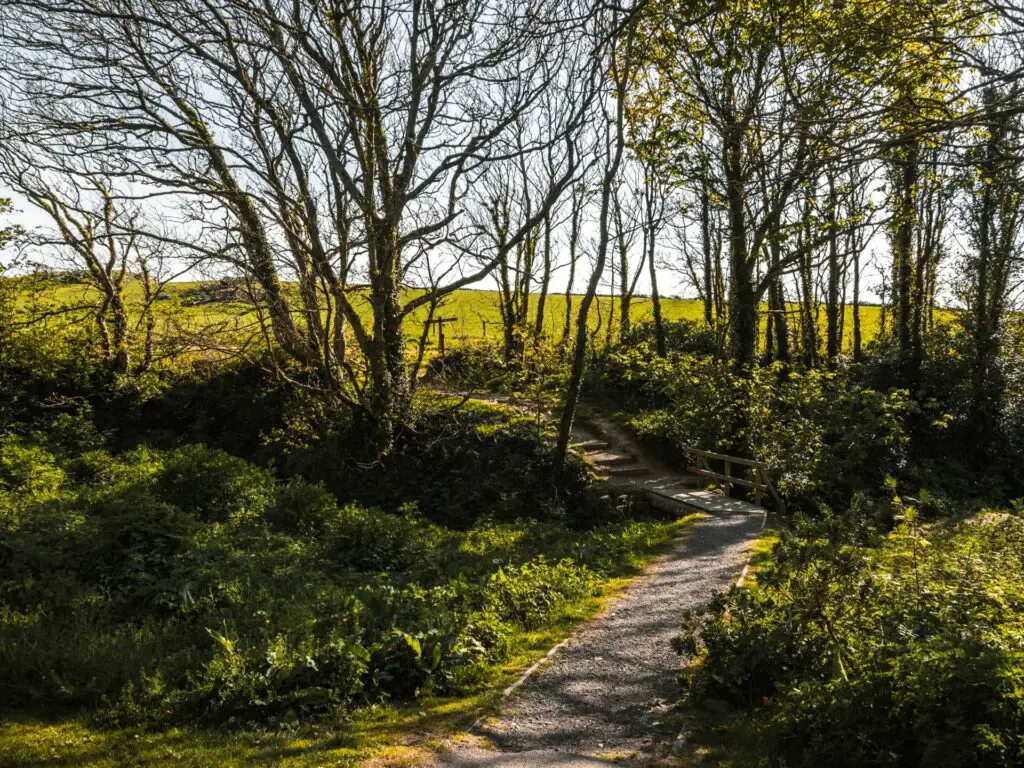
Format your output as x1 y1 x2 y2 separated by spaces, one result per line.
602 464 651 478
587 451 636 466
635 474 704 491
571 439 610 451
647 487 765 515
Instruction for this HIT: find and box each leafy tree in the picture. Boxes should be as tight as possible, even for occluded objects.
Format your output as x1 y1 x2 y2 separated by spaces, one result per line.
629 0 982 370
960 85 1024 447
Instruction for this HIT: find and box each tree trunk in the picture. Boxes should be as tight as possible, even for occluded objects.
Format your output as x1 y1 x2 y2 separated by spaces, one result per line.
724 115 756 369
534 213 553 343
700 175 715 327
825 177 841 366
560 188 584 349
768 240 790 363
139 261 156 373
852 240 862 362
365 226 410 456
109 289 131 375
561 257 576 349
892 135 920 384
798 197 817 368
615 194 632 343
648 226 666 357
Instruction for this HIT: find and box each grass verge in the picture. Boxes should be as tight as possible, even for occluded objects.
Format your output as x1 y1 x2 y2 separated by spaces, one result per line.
0 516 699 768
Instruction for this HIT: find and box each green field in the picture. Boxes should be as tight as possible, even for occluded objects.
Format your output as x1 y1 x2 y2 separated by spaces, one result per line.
412 288 887 353
11 280 891 357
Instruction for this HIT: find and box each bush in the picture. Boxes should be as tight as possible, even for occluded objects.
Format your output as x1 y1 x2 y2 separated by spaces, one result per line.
75 487 199 601
265 479 338 536
283 399 591 527
0 432 668 726
482 557 598 629
321 504 432 573
155 444 275 523
426 343 511 389
617 319 722 356
0 436 65 511
589 344 909 509
678 507 1024 767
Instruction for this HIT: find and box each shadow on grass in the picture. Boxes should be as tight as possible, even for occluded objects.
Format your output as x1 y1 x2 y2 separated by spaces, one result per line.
1 519 701 768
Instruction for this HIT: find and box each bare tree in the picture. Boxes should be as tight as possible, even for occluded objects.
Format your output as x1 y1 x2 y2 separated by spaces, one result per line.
555 5 636 469
1 0 602 453
610 175 644 343
559 182 590 348
0 144 200 374
641 160 671 356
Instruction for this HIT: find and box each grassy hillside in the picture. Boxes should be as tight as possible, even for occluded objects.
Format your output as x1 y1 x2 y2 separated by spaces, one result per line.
11 279 891 355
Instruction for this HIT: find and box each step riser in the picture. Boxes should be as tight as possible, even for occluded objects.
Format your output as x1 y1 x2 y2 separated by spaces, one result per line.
605 467 650 477
648 493 696 514
571 440 610 451
591 455 636 467
647 488 765 516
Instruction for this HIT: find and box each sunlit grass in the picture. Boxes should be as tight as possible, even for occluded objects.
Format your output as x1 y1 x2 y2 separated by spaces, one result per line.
10 280 898 360
0 516 698 768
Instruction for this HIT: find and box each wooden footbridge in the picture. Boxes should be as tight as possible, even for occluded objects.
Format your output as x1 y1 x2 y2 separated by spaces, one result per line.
572 422 783 518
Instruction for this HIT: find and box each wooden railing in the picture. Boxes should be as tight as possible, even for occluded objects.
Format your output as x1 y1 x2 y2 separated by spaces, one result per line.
681 445 786 515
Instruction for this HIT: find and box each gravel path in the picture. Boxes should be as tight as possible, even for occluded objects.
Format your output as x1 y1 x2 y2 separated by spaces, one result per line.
434 503 764 767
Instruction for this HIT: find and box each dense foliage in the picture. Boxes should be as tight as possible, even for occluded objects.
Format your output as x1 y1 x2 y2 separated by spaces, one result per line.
0 416 670 727
588 338 909 507
678 506 1024 766
279 401 592 528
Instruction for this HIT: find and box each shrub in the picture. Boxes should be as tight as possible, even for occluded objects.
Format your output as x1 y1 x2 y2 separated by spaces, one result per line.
0 436 65 507
67 444 164 489
678 508 1024 767
617 319 722 356
284 400 591 528
155 444 275 523
187 622 368 722
426 343 511 388
265 480 338 536
321 504 432 573
73 486 199 603
590 344 909 509
482 557 598 629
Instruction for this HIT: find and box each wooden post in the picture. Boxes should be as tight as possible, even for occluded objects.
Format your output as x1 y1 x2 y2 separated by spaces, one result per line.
432 317 458 354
